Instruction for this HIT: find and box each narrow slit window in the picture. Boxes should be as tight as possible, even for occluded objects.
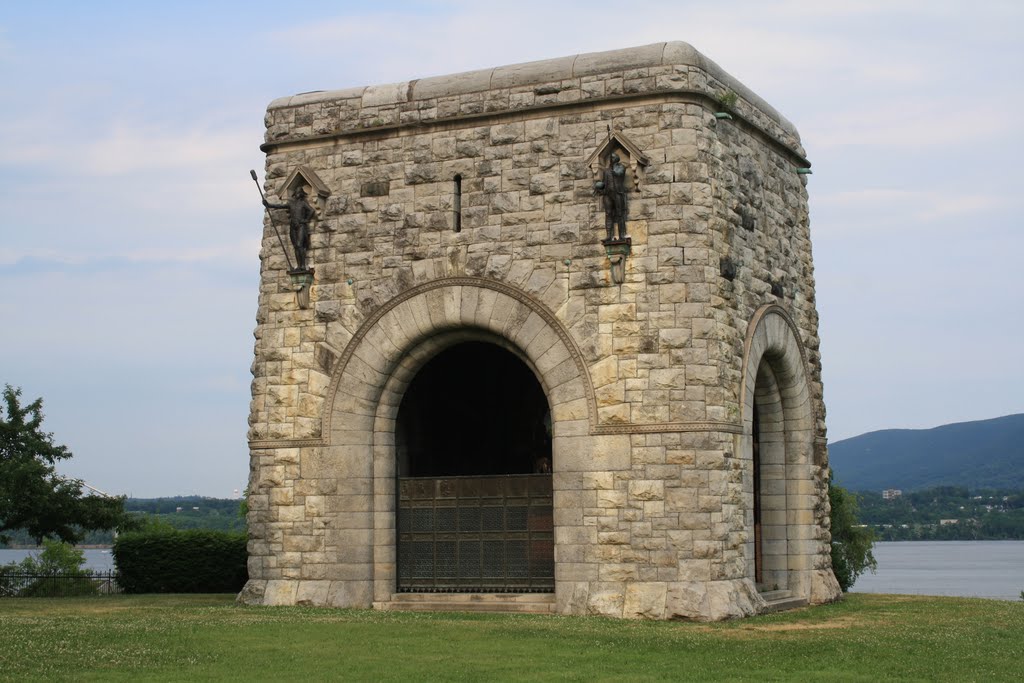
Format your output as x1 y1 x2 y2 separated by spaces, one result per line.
453 174 462 233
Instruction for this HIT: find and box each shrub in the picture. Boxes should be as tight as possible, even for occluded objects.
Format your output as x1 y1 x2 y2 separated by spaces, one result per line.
830 478 877 591
0 539 99 596
113 529 247 593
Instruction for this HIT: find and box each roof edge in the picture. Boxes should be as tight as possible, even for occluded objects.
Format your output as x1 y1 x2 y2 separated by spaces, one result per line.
267 42 800 143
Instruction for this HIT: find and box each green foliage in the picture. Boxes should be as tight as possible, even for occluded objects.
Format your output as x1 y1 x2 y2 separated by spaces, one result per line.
0 539 99 596
14 538 89 574
829 478 877 591
717 89 739 109
855 486 1024 540
0 384 127 544
113 529 247 594
2 496 247 547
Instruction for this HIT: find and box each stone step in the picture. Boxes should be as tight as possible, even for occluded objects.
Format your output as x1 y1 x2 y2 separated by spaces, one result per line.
380 593 556 614
759 590 808 613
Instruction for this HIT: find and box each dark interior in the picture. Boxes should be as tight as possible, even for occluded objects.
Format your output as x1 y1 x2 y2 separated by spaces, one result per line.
396 342 551 477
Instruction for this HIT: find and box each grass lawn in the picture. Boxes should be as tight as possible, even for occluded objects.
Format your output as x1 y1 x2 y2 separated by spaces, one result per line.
1 593 1021 681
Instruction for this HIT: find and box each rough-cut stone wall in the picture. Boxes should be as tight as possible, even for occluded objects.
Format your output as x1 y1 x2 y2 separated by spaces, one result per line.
240 42 841 620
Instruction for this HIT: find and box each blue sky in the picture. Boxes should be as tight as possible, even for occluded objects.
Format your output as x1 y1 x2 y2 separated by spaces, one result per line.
1 1 1021 497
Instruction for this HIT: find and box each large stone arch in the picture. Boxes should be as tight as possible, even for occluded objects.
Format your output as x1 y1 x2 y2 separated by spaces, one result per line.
319 277 595 606
737 304 818 599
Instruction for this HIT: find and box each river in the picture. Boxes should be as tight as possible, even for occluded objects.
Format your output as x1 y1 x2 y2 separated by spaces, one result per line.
3 541 1023 600
851 540 1024 601
0 548 116 573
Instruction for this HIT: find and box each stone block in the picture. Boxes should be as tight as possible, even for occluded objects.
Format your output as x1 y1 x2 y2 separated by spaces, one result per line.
623 582 667 619
262 579 298 606
628 480 664 501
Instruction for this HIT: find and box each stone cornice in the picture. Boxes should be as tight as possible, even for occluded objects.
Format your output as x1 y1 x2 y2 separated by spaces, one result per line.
267 42 799 139
260 91 811 169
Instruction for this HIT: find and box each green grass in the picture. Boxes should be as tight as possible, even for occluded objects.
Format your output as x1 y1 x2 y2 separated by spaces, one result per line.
1 594 1021 681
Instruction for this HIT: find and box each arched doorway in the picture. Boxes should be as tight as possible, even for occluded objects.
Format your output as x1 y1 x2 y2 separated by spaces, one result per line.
740 305 821 602
395 341 554 593
752 359 788 591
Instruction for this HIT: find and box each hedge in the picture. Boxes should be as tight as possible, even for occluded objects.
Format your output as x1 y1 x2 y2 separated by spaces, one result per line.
112 530 247 593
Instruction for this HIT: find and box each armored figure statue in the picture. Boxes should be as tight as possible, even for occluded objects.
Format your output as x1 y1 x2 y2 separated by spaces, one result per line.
595 153 629 241
264 185 316 271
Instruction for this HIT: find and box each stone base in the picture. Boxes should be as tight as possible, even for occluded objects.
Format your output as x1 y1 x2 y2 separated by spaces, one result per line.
238 575 832 620
808 568 843 605
559 579 767 621
236 579 373 608
236 579 266 605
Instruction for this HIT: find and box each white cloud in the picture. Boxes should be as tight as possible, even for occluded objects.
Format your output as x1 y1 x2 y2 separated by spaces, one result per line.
123 240 262 266
0 247 88 267
815 189 1013 223
2 115 259 175
0 238 261 268
805 101 1017 150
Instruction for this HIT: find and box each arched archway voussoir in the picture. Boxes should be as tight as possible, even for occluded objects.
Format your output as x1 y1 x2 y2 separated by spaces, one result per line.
390 299 431 346
739 304 815 432
510 311 549 355
322 277 598 441
471 288 501 329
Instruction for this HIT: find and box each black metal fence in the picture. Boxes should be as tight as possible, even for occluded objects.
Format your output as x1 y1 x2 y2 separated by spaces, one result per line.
0 571 122 598
398 474 555 593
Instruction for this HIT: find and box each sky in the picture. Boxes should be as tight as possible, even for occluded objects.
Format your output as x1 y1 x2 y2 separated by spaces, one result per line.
1 1 1021 497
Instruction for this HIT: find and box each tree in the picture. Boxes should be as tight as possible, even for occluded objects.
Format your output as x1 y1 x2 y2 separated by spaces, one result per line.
829 475 877 591
2 538 90 575
0 384 125 544
1 539 99 597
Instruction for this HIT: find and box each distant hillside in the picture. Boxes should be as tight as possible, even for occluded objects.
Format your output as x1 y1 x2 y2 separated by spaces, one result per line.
829 413 1024 492
1 496 244 547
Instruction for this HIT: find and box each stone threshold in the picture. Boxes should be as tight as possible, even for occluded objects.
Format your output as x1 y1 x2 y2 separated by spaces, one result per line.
376 592 556 615
759 589 809 613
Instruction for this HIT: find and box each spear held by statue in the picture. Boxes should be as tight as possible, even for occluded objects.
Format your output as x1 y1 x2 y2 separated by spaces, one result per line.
250 169 296 272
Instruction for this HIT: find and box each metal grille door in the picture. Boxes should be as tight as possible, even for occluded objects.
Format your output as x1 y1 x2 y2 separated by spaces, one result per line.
397 474 554 592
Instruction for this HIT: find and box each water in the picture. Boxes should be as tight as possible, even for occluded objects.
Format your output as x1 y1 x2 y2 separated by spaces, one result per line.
3 542 1023 600
852 540 1024 601
0 548 116 573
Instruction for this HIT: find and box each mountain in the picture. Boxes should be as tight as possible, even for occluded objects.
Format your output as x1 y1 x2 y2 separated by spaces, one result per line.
828 413 1024 492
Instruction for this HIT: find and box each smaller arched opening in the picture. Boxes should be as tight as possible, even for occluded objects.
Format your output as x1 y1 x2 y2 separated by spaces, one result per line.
740 306 818 600
394 341 554 593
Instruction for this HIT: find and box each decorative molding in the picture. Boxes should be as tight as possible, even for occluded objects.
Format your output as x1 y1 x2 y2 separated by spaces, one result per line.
317 278 761 441
281 165 331 198
594 421 743 435
249 438 324 450
585 128 650 192
321 276 599 441
738 303 817 431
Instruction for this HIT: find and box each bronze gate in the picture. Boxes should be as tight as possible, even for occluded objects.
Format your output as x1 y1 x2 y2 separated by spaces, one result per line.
397 474 554 592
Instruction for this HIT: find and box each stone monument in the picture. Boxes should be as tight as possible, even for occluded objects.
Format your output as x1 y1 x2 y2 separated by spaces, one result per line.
240 42 842 620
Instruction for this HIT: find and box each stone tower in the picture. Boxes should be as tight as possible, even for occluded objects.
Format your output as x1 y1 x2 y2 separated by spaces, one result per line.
241 42 842 620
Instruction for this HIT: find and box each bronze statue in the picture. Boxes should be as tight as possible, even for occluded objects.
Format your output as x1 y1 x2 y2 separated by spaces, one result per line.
595 153 629 241
264 185 316 271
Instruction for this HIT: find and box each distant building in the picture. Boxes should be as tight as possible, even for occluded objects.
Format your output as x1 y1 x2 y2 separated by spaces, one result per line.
882 489 902 500
939 519 959 525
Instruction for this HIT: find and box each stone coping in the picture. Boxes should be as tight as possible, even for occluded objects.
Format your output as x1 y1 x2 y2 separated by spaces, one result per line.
266 41 801 152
